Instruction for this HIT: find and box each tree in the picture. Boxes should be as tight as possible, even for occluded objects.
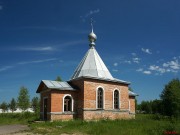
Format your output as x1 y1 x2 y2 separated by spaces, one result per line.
139 101 152 113
0 101 8 112
151 99 162 114
9 98 17 113
55 76 62 81
31 96 40 113
17 86 30 112
160 78 180 118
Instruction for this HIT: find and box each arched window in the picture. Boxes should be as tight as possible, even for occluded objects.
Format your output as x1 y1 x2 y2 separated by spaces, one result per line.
114 90 119 109
97 88 103 109
64 96 72 112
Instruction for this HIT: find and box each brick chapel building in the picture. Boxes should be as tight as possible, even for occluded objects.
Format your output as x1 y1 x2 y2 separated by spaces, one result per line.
36 23 137 121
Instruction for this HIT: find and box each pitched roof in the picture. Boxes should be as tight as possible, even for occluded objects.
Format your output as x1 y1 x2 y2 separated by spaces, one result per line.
70 26 130 85
36 80 75 93
71 46 114 80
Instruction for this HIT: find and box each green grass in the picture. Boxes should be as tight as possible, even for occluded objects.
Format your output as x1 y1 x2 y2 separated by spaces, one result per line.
0 112 38 125
0 113 179 135
29 114 180 135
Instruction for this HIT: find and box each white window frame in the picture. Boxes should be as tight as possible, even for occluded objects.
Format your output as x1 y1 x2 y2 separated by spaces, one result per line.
62 94 74 112
96 86 105 109
113 89 120 109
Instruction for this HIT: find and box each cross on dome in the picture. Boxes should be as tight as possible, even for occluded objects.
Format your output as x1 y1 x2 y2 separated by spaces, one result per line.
88 18 97 47
91 18 94 33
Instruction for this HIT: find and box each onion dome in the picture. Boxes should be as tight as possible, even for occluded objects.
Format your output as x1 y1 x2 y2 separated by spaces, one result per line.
88 18 97 47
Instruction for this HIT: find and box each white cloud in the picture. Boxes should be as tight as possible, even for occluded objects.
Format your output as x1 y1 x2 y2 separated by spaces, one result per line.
149 65 166 74
141 48 152 54
163 60 180 70
131 53 136 56
0 66 14 72
136 57 180 75
149 65 159 70
112 69 118 72
19 46 54 51
0 58 60 72
60 40 86 47
136 68 151 75
132 57 140 63
113 63 118 66
80 9 100 22
85 9 100 17
143 71 151 75
124 60 131 64
162 63 168 67
18 58 57 65
136 68 143 72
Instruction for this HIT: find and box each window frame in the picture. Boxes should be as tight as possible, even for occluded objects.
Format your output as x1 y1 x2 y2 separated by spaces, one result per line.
96 86 105 109
63 94 74 112
113 89 120 109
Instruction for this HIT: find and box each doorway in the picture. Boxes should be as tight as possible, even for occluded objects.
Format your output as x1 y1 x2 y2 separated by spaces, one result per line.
43 98 48 120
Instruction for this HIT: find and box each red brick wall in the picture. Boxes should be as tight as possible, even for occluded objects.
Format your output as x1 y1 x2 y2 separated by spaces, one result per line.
50 90 76 112
71 78 132 120
39 78 136 121
40 89 77 120
50 114 73 121
83 111 130 120
129 96 135 114
83 78 129 110
70 79 84 119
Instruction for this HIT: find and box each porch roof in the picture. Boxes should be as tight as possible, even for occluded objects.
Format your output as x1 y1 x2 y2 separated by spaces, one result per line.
36 80 75 93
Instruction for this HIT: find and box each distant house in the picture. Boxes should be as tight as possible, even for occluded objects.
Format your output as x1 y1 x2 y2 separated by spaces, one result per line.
0 108 34 113
36 23 138 121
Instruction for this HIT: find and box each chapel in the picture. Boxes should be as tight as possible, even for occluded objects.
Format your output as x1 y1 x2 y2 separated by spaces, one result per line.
36 22 137 121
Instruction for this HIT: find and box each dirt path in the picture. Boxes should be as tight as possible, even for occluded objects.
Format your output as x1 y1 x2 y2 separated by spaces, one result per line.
0 125 29 135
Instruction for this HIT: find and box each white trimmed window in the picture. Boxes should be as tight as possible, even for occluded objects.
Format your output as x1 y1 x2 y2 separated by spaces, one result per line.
63 95 73 112
113 90 120 109
97 87 104 109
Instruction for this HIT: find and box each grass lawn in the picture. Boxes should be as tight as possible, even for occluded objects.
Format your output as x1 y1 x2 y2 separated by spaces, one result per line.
0 112 38 125
30 114 180 135
0 113 179 135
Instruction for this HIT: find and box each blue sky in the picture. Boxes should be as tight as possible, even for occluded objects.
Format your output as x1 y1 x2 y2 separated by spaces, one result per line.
0 0 180 103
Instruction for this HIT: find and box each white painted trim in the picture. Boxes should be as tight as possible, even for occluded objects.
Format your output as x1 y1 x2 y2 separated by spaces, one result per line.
48 112 75 115
128 100 130 112
112 89 120 109
96 86 105 109
62 94 74 112
43 97 48 120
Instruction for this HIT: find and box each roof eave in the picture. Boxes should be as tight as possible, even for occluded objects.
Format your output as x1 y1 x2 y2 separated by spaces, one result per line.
129 91 139 97
69 76 130 85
